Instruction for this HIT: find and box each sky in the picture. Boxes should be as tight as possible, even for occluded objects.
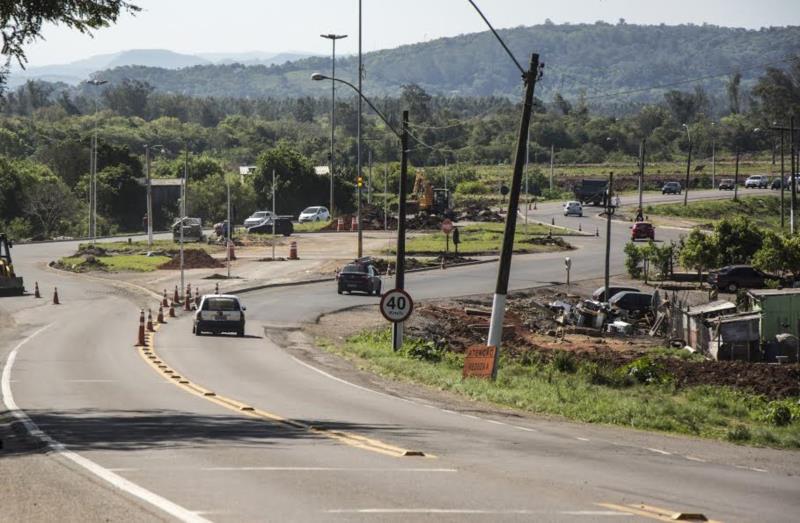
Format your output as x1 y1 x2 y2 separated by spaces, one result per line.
20 0 800 66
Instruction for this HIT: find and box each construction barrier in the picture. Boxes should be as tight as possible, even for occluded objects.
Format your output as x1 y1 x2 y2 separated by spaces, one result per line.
350 216 357 231
157 305 164 324
34 282 41 299
53 287 60 305
146 309 154 332
337 217 344 232
136 309 145 346
289 241 298 260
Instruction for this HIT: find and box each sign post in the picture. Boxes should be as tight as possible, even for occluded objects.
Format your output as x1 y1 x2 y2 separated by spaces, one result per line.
380 288 414 349
441 218 454 256
463 345 497 379
565 256 571 289
452 226 460 257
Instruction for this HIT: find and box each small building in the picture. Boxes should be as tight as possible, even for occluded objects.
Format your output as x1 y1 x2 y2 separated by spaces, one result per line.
746 288 800 339
314 166 330 176
709 312 761 361
681 300 736 353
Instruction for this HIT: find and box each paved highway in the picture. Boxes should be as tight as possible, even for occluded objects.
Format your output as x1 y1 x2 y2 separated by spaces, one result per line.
3 189 797 522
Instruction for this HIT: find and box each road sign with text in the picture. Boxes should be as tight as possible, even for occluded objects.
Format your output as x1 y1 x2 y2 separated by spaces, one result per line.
380 288 413 323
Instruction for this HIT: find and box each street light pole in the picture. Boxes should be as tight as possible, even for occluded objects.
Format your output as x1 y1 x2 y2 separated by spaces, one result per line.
226 174 231 279
320 33 347 216
638 138 646 211
180 147 188 295
145 145 153 247
711 122 716 189
86 79 107 243
356 0 363 258
682 124 692 207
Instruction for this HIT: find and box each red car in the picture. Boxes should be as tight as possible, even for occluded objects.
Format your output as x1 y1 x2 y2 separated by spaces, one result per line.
631 222 655 241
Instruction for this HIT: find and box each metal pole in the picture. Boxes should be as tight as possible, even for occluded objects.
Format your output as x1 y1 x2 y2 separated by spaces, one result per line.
368 149 372 204
604 172 614 302
792 117 797 235
487 53 540 371
92 96 98 243
226 176 231 278
444 158 448 193
392 111 409 351
734 150 740 202
711 135 716 189
272 169 276 261
356 0 363 258
88 132 94 240
549 144 554 192
524 129 529 234
384 166 388 231
638 139 645 211
180 148 187 295
331 36 336 217
780 130 785 229
683 139 692 206
146 145 153 247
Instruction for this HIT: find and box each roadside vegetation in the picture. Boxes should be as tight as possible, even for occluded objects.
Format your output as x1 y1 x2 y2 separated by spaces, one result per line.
294 220 333 233
328 329 800 449
644 195 783 229
56 240 225 273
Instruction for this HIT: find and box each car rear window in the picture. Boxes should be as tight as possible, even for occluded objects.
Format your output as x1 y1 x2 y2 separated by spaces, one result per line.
341 264 367 274
204 298 239 311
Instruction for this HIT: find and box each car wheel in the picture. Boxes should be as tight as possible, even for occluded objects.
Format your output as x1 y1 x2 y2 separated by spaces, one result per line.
375 283 382 296
315 217 320 222
579 213 583 217
337 287 343 295
727 283 738 293
237 328 244 337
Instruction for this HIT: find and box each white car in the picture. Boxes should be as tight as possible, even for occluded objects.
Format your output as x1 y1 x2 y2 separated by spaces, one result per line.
563 201 583 217
298 206 331 223
745 175 769 189
244 211 275 228
193 294 246 337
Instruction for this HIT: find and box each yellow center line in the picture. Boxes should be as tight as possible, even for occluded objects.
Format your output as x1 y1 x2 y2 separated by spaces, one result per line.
137 324 431 458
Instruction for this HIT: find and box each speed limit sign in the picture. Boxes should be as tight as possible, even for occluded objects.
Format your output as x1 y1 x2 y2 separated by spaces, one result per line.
380 288 414 323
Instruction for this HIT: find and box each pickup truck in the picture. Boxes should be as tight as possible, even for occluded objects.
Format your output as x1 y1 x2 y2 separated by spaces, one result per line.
573 179 609 206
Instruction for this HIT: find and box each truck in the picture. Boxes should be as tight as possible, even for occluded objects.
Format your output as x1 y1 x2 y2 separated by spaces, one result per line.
0 233 24 296
574 179 609 206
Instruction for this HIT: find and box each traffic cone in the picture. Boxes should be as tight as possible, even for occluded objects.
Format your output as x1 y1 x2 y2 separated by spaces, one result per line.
34 282 41 298
173 285 179 304
214 282 219 295
533 200 537 210
157 305 165 324
53 287 60 305
186 283 191 300
146 309 154 332
194 288 200 307
227 241 236 261
596 227 600 237
136 309 145 346
162 290 168 307
551 217 555 226
169 302 176 318
184 293 191 311
441 256 446 270
578 223 582 232
351 216 357 231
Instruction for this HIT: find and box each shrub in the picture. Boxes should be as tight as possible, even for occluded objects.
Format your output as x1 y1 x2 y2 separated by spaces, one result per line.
726 424 752 442
762 400 799 427
405 339 444 363
621 356 671 384
552 350 577 374
456 180 491 195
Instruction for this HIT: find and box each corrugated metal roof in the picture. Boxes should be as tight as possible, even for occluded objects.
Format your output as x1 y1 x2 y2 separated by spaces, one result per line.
717 312 761 324
748 288 800 297
687 300 736 315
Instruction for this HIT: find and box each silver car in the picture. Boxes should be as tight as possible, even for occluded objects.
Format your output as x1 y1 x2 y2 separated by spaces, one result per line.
244 211 275 228
193 294 246 337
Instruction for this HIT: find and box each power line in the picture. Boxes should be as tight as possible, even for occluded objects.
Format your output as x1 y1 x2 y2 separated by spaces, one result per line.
466 0 526 77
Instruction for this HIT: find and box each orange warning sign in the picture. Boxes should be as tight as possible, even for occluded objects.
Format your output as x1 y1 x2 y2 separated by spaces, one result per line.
462 345 497 379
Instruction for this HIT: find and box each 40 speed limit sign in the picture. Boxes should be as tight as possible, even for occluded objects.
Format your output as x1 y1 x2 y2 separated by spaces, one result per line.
380 288 414 323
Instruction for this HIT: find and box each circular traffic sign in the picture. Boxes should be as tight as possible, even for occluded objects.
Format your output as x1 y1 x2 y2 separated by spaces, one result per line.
441 218 454 235
380 288 414 323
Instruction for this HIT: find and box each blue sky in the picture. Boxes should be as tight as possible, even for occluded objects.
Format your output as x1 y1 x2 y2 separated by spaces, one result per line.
22 0 800 65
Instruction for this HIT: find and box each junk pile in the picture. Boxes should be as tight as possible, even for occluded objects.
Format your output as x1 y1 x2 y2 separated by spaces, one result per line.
323 204 397 231
456 205 503 222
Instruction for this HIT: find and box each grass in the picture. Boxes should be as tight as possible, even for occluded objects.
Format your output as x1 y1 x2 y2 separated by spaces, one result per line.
324 329 800 449
82 239 222 254
396 222 574 256
60 254 171 272
294 219 333 233
644 195 783 229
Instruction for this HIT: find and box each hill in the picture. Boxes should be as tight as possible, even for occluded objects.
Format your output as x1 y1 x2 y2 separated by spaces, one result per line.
90 23 799 105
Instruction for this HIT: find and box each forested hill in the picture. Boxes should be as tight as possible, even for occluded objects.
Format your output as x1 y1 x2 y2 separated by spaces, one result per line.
94 22 798 104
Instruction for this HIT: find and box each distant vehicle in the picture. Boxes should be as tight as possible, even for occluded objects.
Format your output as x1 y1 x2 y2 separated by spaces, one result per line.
592 286 641 302
0 233 24 296
718 179 735 190
213 220 231 238
573 179 608 206
661 181 682 194
193 294 246 337
771 178 788 190
608 291 654 314
172 217 204 242
244 211 275 228
298 206 331 223
337 259 382 295
708 265 775 293
247 217 294 236
562 200 583 217
631 222 655 241
745 175 769 189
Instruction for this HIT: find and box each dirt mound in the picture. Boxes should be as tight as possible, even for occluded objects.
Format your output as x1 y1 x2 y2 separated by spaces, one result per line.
158 249 225 270
662 360 800 399
456 205 503 222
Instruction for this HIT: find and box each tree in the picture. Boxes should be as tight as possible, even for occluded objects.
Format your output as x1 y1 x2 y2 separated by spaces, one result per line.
24 176 78 237
679 228 718 282
751 57 800 123
664 87 710 124
401 84 432 122
753 232 800 280
102 79 153 118
715 216 762 266
726 71 742 115
0 1 139 88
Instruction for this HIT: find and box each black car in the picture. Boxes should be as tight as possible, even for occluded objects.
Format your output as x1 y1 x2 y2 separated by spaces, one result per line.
608 291 654 314
708 265 774 292
592 286 641 302
662 182 682 194
337 261 382 295
246 217 294 236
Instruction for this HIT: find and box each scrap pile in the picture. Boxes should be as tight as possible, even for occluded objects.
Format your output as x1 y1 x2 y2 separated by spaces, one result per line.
456 205 503 222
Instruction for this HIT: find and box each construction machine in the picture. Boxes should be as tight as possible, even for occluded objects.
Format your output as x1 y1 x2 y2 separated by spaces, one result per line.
408 170 454 217
0 233 24 296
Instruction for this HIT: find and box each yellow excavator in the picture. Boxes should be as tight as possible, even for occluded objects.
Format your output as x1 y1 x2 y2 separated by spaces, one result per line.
408 170 453 217
0 234 24 296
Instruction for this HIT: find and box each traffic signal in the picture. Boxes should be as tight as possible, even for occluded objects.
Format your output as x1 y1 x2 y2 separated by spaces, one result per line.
357 176 363 187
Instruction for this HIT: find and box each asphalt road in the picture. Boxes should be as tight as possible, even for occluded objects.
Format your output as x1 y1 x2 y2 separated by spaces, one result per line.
3 188 798 522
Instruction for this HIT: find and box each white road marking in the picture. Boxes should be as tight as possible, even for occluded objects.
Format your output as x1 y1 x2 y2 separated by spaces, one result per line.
486 419 506 426
203 467 458 472
684 456 707 463
576 437 590 442
1 324 211 523
513 426 537 432
734 465 767 473
462 414 479 420
645 447 672 455
66 379 117 383
327 508 630 516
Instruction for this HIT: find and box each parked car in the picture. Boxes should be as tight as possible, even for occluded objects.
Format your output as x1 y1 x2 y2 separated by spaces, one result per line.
592 286 641 302
298 206 331 223
631 222 655 241
336 259 382 295
771 177 787 190
172 217 203 242
719 179 735 190
247 217 294 236
745 175 770 189
608 291 654 314
708 265 775 293
661 181 682 194
244 211 275 228
562 200 583 217
193 294 246 337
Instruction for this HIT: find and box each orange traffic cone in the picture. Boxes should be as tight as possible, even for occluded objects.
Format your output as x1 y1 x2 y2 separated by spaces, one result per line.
184 293 191 311
34 282 41 298
162 290 168 307
173 286 179 305
53 287 60 305
169 302 176 318
146 309 154 332
157 305 165 324
214 282 219 295
194 288 200 307
136 309 145 346
578 223 582 232
227 241 236 261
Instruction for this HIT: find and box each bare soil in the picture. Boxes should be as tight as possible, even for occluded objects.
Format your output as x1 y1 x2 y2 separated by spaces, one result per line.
158 249 225 270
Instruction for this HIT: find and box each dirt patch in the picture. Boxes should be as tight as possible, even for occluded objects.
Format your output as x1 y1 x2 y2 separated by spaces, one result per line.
158 249 225 270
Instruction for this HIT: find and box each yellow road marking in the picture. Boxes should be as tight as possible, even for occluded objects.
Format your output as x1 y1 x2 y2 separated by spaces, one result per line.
137 324 430 458
598 503 720 523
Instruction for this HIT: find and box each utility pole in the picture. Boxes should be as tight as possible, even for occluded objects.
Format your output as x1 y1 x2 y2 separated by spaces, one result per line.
734 150 740 202
321 33 347 216
392 111 409 351
792 117 797 235
781 129 785 229
87 79 107 242
711 122 716 189
549 144 555 192
145 145 153 248
487 53 541 371
604 172 614 302
272 169 276 261
683 124 692 207
368 149 372 204
180 148 188 295
384 166 388 231
638 138 646 211
524 129 530 234
356 0 363 257
226 175 231 279
444 157 448 193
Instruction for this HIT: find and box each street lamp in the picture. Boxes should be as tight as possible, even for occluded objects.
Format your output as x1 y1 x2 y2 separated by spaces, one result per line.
144 144 165 248
710 122 716 189
312 72 409 349
682 123 693 206
320 33 347 217
86 79 107 243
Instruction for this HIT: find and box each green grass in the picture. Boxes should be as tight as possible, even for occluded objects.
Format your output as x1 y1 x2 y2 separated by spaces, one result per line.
60 254 171 272
325 329 800 449
644 195 783 229
294 219 333 233
82 239 221 254
396 222 574 256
